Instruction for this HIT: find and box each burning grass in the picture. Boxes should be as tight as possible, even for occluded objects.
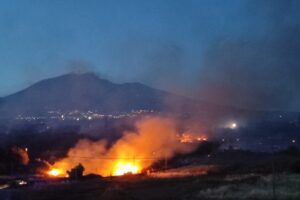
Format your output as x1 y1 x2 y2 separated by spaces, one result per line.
113 160 140 176
48 117 199 177
47 168 65 177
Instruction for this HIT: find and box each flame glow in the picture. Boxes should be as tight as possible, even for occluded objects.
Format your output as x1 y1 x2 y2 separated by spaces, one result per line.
113 161 140 176
50 117 198 177
178 133 208 143
47 168 64 177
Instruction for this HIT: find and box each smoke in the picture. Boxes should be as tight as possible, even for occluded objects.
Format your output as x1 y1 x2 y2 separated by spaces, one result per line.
137 43 186 91
193 0 300 111
12 146 29 165
66 60 97 75
110 0 300 111
52 116 197 176
109 38 188 93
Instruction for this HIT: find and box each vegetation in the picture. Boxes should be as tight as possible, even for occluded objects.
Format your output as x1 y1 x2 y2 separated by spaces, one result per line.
1 174 300 200
67 163 85 180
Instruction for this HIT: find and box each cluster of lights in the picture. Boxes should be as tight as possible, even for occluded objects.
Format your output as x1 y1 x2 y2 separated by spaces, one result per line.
16 109 159 122
178 133 208 143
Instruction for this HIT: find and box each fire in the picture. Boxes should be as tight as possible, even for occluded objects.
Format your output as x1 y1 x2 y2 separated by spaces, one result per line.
179 133 193 143
178 133 208 143
50 117 198 177
113 161 140 176
47 168 64 177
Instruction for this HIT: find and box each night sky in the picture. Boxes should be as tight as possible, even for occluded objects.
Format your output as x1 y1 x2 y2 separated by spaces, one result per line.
0 0 299 111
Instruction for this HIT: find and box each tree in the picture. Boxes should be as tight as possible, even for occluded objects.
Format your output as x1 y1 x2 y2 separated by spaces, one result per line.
67 163 85 180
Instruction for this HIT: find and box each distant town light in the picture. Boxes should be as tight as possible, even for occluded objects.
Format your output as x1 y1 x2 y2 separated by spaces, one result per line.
292 139 296 143
17 180 27 186
230 123 237 129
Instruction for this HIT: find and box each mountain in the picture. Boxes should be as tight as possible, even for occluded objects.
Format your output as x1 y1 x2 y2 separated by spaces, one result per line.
0 73 207 118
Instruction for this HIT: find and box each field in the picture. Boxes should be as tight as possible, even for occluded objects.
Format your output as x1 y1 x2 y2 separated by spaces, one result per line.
1 172 300 200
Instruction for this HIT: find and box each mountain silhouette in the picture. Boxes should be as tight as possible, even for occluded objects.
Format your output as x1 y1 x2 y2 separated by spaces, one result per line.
0 73 208 117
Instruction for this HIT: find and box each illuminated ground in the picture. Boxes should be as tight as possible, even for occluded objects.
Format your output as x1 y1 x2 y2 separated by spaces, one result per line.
1 173 300 200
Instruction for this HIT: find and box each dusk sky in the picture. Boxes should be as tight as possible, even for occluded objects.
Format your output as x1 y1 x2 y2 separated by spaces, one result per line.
1 0 300 111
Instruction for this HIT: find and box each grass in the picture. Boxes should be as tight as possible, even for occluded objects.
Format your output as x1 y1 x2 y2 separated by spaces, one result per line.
1 173 300 200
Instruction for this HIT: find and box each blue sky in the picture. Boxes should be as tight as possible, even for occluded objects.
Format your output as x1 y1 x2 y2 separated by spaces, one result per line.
0 0 299 110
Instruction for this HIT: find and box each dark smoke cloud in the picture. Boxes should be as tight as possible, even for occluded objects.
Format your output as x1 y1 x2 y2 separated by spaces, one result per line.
109 38 188 93
66 60 97 75
195 0 300 111
64 59 110 80
139 43 185 89
107 1 300 111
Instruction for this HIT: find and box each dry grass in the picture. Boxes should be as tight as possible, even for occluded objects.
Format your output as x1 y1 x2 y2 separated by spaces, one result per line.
197 174 300 200
1 173 300 200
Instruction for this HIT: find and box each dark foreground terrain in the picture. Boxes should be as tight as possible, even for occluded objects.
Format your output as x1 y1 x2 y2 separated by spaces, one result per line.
1 173 300 200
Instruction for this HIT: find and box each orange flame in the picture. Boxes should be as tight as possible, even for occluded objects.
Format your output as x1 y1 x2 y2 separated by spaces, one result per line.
47 168 64 177
178 133 208 143
113 160 140 176
50 117 198 177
